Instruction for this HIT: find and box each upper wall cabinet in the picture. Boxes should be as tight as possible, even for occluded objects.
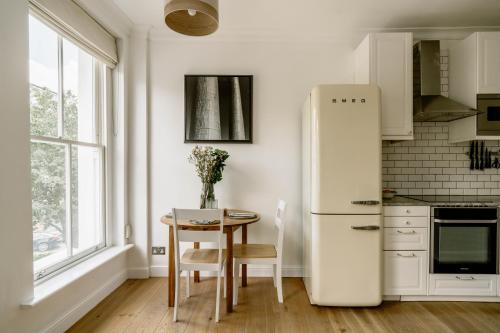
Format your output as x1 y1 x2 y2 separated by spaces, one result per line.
478 32 500 93
355 33 413 140
448 32 500 143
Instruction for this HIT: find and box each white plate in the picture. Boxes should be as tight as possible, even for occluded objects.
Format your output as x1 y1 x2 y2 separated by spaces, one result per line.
190 219 220 225
228 214 256 219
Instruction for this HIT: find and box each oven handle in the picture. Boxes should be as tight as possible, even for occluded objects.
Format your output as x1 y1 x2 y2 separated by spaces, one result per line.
434 219 498 224
456 276 475 280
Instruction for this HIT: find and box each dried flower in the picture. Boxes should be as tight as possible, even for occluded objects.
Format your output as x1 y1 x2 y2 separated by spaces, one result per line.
188 146 230 184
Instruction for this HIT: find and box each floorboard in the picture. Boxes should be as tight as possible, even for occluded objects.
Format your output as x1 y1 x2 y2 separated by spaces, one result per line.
67 278 500 333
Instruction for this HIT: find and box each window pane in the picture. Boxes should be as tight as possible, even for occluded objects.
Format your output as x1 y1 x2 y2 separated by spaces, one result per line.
29 16 59 137
63 39 96 142
31 142 69 272
71 146 103 254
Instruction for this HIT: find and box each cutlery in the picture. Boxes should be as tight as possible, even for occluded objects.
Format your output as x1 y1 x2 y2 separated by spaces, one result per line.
469 141 474 170
475 141 480 169
480 141 484 170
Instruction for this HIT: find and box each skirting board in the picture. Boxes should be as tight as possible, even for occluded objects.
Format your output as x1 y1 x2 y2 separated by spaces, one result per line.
40 270 128 333
127 267 150 279
149 265 303 278
401 295 500 302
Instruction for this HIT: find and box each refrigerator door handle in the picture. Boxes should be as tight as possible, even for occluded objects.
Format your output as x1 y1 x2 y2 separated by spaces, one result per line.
351 200 380 205
351 225 380 231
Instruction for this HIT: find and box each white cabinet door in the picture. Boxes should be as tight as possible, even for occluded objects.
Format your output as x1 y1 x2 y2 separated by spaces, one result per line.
477 32 500 93
429 274 498 296
355 33 413 140
384 251 427 295
384 228 428 251
372 33 413 139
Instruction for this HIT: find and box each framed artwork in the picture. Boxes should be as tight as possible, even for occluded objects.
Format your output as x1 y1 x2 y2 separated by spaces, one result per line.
184 75 253 143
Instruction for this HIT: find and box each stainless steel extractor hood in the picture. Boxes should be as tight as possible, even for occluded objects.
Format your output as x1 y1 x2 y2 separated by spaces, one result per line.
413 40 480 122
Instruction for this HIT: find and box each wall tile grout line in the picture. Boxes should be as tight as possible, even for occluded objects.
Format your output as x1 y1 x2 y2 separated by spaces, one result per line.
383 122 500 195
383 51 500 196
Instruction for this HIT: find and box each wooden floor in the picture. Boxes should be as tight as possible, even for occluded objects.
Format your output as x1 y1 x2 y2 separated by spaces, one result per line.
68 277 500 333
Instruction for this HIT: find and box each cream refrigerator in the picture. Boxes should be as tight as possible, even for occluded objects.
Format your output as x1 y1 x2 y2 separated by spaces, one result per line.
302 84 382 306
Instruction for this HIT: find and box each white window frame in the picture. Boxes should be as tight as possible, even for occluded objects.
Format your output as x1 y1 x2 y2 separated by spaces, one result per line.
30 15 110 282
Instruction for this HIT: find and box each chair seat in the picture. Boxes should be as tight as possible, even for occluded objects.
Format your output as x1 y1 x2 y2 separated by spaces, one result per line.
181 248 226 264
233 244 277 259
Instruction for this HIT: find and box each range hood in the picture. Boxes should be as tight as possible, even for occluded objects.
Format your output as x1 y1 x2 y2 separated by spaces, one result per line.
413 40 480 122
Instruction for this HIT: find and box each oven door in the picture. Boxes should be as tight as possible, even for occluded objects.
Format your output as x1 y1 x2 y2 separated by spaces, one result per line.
432 220 498 274
476 95 500 136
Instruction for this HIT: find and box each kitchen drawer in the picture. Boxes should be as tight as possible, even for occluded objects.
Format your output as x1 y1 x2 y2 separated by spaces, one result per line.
384 251 428 296
384 228 428 250
384 206 429 217
429 274 498 296
384 216 428 228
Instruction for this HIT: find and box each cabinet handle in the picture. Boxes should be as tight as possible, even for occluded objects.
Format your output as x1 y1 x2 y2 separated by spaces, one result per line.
351 225 380 231
351 200 380 205
405 221 411 225
397 252 415 257
406 209 411 213
397 230 416 234
456 276 475 280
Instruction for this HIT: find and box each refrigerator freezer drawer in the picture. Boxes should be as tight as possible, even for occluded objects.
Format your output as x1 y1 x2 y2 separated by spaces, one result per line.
307 214 382 306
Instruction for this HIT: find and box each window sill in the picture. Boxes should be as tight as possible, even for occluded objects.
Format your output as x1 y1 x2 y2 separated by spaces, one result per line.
21 244 134 307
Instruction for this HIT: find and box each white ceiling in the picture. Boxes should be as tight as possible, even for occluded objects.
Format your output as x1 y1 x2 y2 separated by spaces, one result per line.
111 0 500 37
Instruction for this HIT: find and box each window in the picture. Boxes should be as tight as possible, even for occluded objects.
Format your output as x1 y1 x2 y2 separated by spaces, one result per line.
29 15 108 281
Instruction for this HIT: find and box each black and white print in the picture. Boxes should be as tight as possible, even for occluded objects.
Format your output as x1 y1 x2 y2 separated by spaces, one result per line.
185 75 252 143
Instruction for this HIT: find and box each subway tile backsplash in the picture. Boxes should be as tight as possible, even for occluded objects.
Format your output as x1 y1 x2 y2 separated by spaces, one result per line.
382 122 500 196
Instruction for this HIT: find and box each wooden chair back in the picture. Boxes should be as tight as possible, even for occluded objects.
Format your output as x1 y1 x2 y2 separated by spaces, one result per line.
274 200 287 259
171 208 225 267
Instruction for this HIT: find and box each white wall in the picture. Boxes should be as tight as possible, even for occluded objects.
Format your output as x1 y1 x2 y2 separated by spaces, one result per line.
148 38 354 274
127 27 151 277
0 0 34 329
0 2 131 332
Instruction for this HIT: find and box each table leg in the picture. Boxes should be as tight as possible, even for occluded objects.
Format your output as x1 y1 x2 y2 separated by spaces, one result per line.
242 224 248 287
168 226 175 307
193 242 200 283
226 228 233 313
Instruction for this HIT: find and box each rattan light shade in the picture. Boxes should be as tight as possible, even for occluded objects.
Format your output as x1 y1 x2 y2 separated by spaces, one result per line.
164 0 219 36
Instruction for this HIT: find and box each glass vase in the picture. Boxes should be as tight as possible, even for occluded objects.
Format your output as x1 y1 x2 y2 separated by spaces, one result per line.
200 182 216 209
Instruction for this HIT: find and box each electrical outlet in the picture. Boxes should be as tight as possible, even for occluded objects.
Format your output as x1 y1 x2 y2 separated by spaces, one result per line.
152 246 166 255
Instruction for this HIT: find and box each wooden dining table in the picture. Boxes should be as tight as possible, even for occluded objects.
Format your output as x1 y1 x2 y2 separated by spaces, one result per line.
160 209 260 313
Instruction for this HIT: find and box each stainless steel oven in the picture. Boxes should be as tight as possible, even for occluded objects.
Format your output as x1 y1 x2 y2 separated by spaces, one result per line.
431 206 499 274
477 94 500 136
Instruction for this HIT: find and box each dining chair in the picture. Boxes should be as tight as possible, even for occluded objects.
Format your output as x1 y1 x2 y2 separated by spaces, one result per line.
233 200 287 305
172 208 226 322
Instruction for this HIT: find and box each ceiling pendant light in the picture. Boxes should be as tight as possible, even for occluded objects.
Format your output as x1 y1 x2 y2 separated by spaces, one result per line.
164 0 219 36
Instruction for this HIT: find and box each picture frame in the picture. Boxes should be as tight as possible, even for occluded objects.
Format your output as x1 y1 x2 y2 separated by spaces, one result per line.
184 75 253 143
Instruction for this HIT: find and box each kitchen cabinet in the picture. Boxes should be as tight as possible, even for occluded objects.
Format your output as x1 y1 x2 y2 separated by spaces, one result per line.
355 33 413 140
448 32 500 142
384 251 428 295
383 205 429 296
384 216 428 228
429 274 498 296
384 228 428 251
478 33 500 93
384 206 428 217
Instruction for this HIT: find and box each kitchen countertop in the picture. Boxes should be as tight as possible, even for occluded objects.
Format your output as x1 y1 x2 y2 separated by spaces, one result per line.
382 196 430 206
383 195 500 206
